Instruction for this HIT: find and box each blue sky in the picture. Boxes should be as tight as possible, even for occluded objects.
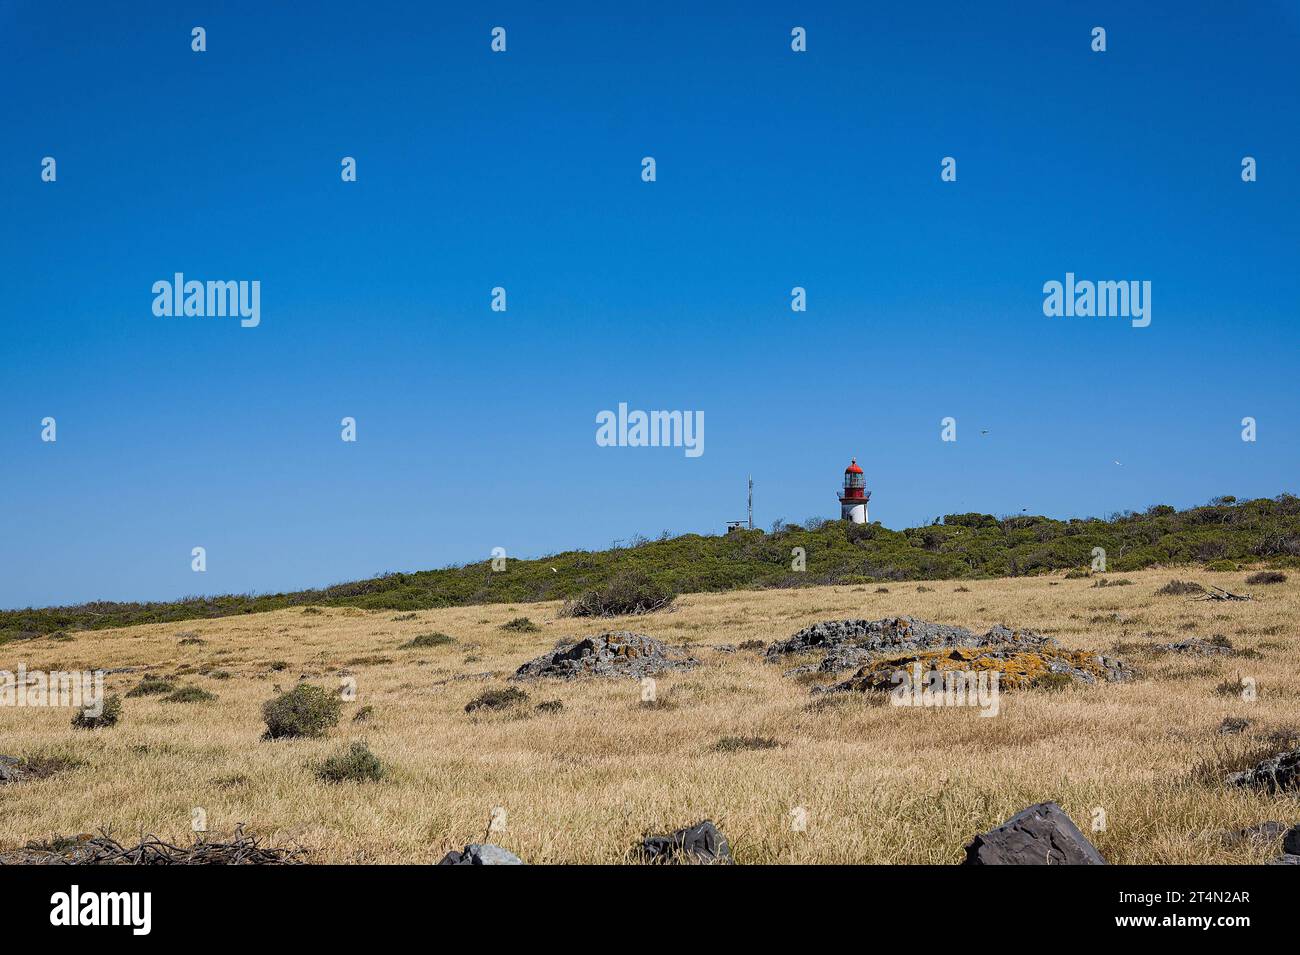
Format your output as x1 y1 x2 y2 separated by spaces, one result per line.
2 1 1298 609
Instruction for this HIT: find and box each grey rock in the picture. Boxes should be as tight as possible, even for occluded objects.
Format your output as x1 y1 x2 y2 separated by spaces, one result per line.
1266 854 1300 865
961 802 1106 865
1227 748 1300 793
1218 717 1252 735
640 819 732 865
512 631 698 681
1153 636 1233 656
437 843 524 865
1221 820 1288 847
0 756 22 784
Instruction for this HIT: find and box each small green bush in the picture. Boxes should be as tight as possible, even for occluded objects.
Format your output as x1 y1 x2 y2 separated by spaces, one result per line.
126 674 175 697
262 684 342 739
499 617 540 633
535 699 563 714
1157 580 1204 596
71 694 121 730
163 686 217 704
352 705 375 722
315 741 385 783
400 632 453 649
465 686 529 712
1206 560 1238 572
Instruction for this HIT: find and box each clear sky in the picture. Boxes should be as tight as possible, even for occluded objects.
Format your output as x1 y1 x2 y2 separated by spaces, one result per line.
3 1 1298 609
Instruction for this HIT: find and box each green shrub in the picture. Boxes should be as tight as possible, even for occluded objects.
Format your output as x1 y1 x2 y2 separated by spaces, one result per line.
535 699 563 714
499 617 540 633
71 694 121 730
262 684 342 739
400 632 454 649
315 741 385 783
126 674 175 697
207 669 232 680
163 686 217 704
465 686 529 712
352 705 375 722
1157 580 1204 596
1206 560 1238 572
561 572 675 617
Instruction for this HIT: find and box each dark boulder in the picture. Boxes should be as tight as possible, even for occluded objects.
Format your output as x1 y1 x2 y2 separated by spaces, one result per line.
639 819 732 865
1228 749 1300 793
962 802 1106 865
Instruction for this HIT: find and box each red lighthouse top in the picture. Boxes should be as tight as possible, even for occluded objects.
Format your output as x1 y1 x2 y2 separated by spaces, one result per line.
841 458 868 500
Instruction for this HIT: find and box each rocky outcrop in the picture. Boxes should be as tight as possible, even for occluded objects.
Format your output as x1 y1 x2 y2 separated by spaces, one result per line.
513 631 698 680
1228 749 1300 794
826 644 1132 694
961 802 1106 865
766 616 1130 686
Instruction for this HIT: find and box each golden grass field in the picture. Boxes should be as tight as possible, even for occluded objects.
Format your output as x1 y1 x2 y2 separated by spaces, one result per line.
2 567 1298 864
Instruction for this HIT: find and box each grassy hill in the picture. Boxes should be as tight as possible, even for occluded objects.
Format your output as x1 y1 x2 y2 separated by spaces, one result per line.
3 493 1298 642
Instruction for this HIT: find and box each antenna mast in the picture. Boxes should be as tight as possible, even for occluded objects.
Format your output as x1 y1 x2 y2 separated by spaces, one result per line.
747 476 753 530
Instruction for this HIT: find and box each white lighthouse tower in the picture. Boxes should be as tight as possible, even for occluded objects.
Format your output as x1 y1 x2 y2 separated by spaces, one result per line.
838 458 871 524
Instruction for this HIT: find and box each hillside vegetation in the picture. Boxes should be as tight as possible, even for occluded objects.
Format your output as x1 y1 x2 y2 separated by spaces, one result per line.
3 493 1298 643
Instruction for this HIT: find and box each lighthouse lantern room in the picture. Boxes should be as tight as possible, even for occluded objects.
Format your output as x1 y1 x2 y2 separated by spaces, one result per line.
838 458 871 524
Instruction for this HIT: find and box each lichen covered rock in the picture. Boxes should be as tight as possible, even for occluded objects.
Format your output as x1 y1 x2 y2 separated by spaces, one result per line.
767 615 1132 688
826 644 1131 694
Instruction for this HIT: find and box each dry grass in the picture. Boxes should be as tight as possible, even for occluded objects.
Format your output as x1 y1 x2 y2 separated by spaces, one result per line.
2 569 1298 864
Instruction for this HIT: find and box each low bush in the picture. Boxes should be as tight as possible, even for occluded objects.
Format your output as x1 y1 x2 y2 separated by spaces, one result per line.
126 674 175 697
499 617 540 633
1157 580 1204 596
163 686 217 704
262 684 342 739
400 632 453 649
465 686 529 712
315 742 385 783
561 573 676 618
1245 570 1287 585
71 694 121 730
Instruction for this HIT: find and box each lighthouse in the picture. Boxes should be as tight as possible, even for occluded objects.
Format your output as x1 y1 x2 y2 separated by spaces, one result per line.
838 458 871 523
